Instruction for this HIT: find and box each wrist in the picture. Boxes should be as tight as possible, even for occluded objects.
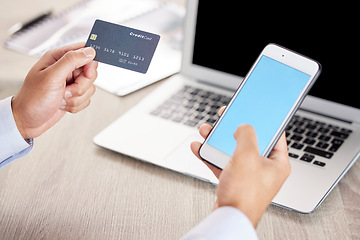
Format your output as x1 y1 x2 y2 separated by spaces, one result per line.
11 96 28 139
217 201 264 228
238 206 263 228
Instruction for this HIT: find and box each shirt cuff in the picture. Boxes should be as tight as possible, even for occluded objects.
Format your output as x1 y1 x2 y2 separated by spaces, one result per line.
181 206 258 240
0 96 32 162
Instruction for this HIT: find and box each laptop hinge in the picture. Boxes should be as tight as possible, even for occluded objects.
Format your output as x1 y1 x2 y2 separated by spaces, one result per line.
195 78 240 92
299 108 353 124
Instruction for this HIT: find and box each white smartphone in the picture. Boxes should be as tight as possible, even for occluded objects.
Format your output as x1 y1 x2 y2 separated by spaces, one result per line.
199 43 321 169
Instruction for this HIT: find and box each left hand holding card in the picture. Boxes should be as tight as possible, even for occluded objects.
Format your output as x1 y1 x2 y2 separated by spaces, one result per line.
85 19 160 74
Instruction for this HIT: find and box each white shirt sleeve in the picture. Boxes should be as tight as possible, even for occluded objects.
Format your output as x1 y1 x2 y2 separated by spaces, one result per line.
0 97 33 168
181 206 258 240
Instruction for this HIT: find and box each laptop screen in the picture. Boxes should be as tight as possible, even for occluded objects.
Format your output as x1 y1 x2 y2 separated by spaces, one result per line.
192 1 359 109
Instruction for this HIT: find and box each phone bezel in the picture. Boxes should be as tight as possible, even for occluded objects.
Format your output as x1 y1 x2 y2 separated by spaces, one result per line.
199 43 321 169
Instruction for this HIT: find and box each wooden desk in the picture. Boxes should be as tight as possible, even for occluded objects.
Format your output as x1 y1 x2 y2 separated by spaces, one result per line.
1 1 359 239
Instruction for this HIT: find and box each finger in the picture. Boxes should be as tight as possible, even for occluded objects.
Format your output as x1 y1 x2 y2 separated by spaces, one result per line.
47 47 96 79
190 141 202 160
233 124 259 154
65 71 95 98
72 67 84 81
202 160 222 178
64 84 96 110
219 106 226 116
67 57 97 85
271 132 288 156
53 42 86 60
83 61 98 80
190 141 222 178
268 132 291 176
39 42 86 67
63 99 91 113
61 92 93 113
197 107 225 139
199 124 212 139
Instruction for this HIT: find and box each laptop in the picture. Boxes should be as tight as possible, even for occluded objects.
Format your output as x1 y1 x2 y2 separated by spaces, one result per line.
94 0 360 213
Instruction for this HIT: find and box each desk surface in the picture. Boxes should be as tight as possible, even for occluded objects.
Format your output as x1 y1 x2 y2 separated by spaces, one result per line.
1 1 360 239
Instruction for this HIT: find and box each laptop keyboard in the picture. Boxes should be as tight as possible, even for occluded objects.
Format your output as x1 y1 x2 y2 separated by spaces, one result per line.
286 115 352 167
150 85 231 128
150 85 352 168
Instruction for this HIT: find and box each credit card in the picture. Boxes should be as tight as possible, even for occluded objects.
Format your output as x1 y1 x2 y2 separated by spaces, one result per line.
85 19 160 74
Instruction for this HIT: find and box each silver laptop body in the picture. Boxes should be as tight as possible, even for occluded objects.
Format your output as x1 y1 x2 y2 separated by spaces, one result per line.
94 0 360 213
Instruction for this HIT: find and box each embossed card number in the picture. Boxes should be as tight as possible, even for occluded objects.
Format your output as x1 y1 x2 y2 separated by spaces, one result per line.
85 19 160 74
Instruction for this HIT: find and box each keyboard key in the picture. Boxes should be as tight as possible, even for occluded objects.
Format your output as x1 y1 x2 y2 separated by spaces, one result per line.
331 139 344 145
185 103 194 109
300 153 314 162
318 135 331 142
304 146 333 159
208 110 217 116
303 138 316 145
329 144 341 152
315 120 326 126
294 128 305 134
316 142 329 149
291 142 304 150
313 161 326 167
305 123 317 130
289 153 299 158
328 125 339 130
190 89 199 95
173 116 184 122
340 128 352 134
196 107 205 112
318 127 330 133
306 131 318 138
159 112 171 119
293 120 304 126
184 110 193 116
207 118 217 124
302 117 313 122
184 119 197 127
291 135 303 141
329 139 344 152
330 130 349 139
211 95 221 102
195 115 204 120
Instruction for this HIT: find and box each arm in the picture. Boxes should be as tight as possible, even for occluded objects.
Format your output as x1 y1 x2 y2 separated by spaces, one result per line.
181 206 257 240
0 97 32 167
12 42 98 139
185 106 291 238
0 42 98 167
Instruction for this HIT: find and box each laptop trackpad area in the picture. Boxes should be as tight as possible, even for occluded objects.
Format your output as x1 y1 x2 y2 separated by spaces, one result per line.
163 134 219 184
94 112 218 184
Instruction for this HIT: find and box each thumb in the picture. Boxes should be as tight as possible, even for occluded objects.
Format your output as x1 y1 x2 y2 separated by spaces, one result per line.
49 47 96 77
230 124 260 163
233 124 259 153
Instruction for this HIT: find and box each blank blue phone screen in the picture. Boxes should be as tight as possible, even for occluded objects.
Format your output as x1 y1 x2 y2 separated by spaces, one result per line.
207 55 311 156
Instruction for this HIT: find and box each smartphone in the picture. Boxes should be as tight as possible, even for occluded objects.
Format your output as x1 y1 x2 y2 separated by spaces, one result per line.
199 44 321 169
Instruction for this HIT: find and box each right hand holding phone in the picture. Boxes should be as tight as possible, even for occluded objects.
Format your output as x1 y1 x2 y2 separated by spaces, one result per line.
190 107 291 227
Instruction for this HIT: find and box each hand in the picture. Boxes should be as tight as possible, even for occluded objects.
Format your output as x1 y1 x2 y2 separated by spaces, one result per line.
12 42 98 139
191 107 291 228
